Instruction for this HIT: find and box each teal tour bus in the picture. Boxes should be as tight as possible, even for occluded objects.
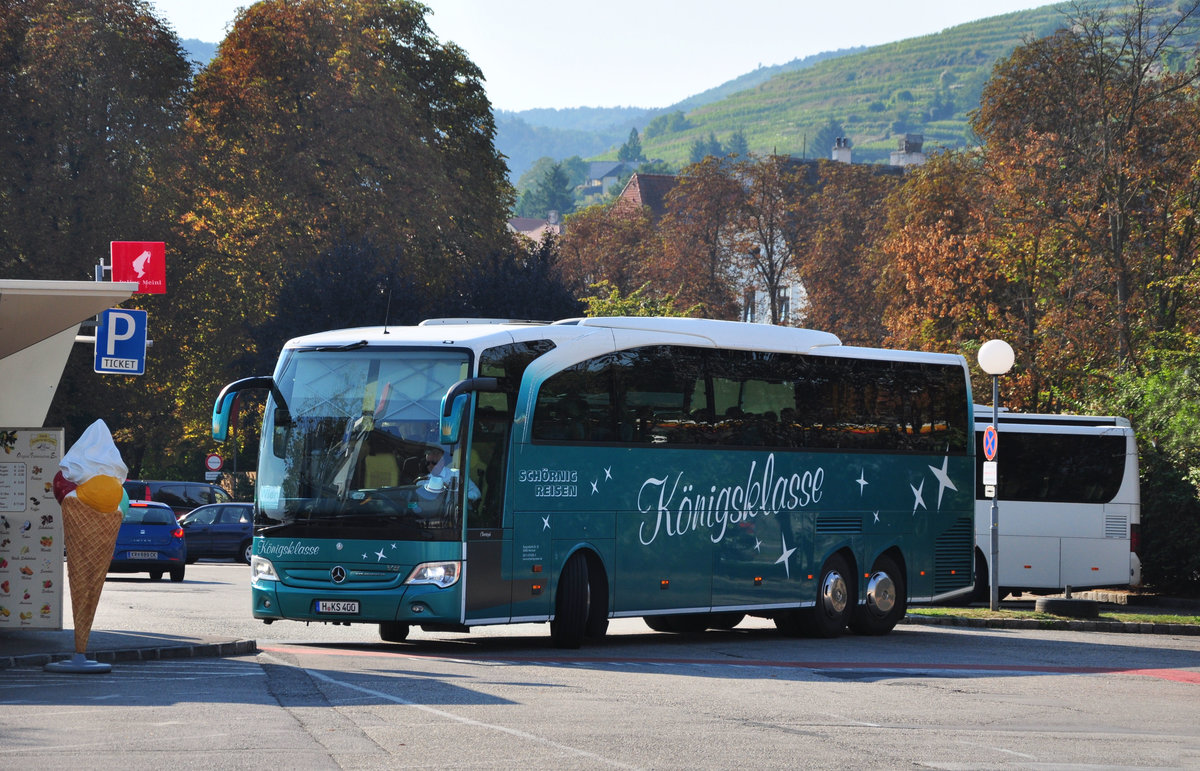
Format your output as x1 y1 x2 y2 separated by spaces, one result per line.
212 317 976 648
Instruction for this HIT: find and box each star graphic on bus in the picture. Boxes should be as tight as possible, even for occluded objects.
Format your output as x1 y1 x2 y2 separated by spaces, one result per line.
375 548 387 561
542 515 551 530
590 479 599 494
873 510 880 523
927 456 958 509
857 469 869 495
754 537 762 552
775 534 796 578
911 478 927 514
604 466 612 481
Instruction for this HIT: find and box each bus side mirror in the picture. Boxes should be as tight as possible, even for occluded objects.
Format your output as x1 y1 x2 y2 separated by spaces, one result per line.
439 377 499 445
211 376 290 442
212 391 237 442
441 394 468 444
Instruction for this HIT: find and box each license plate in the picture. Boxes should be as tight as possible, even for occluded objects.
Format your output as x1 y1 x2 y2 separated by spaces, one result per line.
314 600 359 614
129 551 157 559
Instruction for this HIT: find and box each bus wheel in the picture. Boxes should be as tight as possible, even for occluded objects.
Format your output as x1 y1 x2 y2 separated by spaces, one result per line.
551 552 590 649
849 555 905 635
808 554 854 638
379 622 410 643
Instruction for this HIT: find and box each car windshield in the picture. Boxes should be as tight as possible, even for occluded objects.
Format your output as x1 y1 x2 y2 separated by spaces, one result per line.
255 348 471 541
124 507 175 525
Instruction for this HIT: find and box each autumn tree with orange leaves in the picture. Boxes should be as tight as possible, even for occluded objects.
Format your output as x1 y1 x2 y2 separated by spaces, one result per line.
799 161 901 345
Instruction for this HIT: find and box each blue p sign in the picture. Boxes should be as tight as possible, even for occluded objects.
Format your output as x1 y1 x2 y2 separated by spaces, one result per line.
94 308 147 375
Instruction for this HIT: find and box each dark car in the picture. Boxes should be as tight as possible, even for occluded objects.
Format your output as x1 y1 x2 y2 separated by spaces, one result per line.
122 480 232 520
179 503 253 564
109 500 187 581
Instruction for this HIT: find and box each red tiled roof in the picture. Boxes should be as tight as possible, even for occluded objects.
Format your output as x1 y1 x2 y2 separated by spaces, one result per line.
613 173 678 219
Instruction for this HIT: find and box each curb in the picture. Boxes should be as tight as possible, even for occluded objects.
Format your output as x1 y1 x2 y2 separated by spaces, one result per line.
0 639 259 670
902 615 1200 636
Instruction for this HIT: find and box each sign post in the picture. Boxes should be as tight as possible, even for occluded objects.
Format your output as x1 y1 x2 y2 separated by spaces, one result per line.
204 453 223 482
110 241 166 294
93 308 147 375
977 339 1014 611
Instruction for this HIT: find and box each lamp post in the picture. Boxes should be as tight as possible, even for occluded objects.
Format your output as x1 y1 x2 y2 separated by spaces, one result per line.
977 339 1014 611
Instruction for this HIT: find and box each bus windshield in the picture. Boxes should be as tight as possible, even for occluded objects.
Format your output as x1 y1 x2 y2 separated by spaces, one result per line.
256 348 472 541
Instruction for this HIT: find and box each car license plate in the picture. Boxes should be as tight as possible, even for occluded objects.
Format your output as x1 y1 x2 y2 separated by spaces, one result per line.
314 600 359 614
129 551 157 559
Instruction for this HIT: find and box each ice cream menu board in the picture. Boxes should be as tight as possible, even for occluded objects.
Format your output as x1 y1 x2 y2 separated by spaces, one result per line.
0 428 64 629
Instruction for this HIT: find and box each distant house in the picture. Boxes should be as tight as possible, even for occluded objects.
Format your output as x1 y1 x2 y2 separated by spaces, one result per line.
612 173 678 220
507 213 562 242
890 134 926 167
580 161 640 197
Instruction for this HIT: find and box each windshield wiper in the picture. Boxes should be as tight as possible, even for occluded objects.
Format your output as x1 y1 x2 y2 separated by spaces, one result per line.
312 340 367 352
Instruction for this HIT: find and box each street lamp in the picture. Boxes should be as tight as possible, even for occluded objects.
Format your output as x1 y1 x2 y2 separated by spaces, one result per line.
977 339 1014 611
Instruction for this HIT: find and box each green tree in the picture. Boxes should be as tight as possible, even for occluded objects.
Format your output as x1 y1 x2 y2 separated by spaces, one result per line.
532 163 575 218
171 0 514 441
643 110 689 139
0 0 191 280
688 132 723 164
0 0 193 470
617 127 644 162
808 119 845 161
724 129 749 158
582 280 689 317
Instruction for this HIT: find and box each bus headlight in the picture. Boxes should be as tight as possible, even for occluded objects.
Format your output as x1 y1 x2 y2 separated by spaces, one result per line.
251 555 279 582
404 561 460 588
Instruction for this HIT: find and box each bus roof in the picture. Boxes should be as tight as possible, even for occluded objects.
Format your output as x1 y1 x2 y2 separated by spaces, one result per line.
280 317 961 365
972 409 1131 429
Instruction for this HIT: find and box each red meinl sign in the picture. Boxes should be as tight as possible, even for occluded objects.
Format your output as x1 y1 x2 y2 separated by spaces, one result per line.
111 241 166 294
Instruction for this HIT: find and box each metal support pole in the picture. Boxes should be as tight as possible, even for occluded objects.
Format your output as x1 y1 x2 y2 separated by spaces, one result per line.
989 374 1000 611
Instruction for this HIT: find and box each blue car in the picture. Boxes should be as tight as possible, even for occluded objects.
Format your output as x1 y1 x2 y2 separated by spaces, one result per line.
109 500 187 582
179 503 253 564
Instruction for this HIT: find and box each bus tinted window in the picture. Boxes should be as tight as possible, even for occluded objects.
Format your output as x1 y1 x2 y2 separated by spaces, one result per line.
975 431 1126 503
533 345 969 453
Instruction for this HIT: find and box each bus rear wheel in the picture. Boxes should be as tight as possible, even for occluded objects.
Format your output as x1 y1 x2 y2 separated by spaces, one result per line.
808 554 854 637
379 622 410 643
849 555 905 635
551 552 590 649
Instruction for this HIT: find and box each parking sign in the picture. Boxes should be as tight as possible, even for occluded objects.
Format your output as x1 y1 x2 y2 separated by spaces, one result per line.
94 308 147 375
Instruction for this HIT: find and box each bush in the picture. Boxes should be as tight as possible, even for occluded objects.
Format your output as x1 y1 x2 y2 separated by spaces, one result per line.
1138 451 1200 595
1089 355 1200 596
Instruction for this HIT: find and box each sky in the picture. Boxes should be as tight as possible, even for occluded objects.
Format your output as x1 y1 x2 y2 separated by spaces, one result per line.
148 0 1059 112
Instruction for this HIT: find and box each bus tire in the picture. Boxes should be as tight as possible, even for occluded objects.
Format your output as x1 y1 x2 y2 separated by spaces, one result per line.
849 554 905 635
379 622 410 643
551 552 590 649
584 557 610 639
807 554 854 638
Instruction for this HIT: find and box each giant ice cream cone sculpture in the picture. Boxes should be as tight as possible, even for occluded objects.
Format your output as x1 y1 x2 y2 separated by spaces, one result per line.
51 420 128 658
61 495 122 653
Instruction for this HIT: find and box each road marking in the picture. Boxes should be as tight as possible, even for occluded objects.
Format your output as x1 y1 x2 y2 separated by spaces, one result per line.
260 652 641 769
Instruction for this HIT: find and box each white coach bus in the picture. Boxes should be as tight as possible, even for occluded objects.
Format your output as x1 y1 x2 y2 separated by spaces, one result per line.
972 410 1141 599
